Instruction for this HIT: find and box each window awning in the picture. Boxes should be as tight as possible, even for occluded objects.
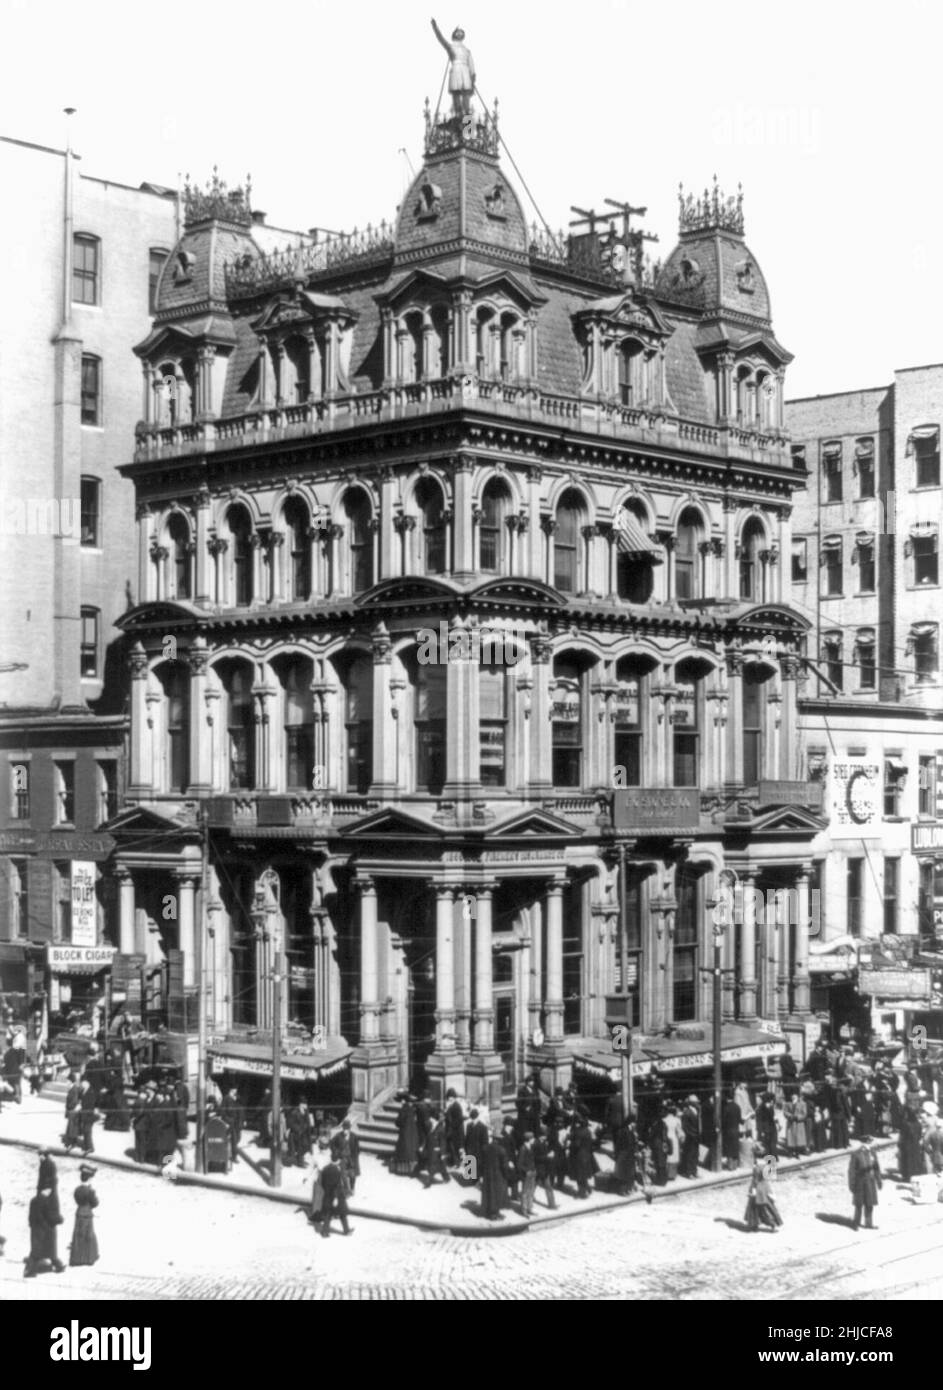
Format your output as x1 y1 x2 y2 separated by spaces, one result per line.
854 531 875 548
820 534 842 551
885 757 908 775
207 1037 351 1081
614 512 664 563
906 425 940 454
570 1023 786 1081
855 439 874 458
822 441 842 459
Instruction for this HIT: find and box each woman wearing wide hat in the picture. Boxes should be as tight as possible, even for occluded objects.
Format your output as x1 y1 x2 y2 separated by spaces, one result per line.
68 1164 100 1267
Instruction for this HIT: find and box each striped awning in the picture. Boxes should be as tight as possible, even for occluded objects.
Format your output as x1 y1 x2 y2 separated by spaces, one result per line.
614 512 663 562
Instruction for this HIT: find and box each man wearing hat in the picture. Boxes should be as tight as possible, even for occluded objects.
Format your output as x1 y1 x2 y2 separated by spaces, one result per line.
316 1136 353 1237
680 1095 701 1179
36 1147 61 1223
25 1183 64 1277
330 1118 361 1196
517 1130 538 1217
848 1135 882 1230
69 1164 100 1266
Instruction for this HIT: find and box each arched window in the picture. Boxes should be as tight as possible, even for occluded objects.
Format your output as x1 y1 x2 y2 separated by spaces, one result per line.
673 658 706 787
755 370 773 430
551 656 583 787
675 508 702 600
616 501 656 603
673 866 699 1021
617 339 644 406
614 655 654 787
344 654 374 794
413 661 446 794
479 479 510 573
218 661 256 790
739 518 765 601
554 489 584 593
475 308 495 376
158 666 189 793
168 513 192 600
499 312 520 382
278 658 313 790
742 666 768 784
344 491 374 593
415 477 447 575
283 496 311 601
735 366 754 424
228 506 253 606
403 311 424 382
431 306 449 377
480 665 507 787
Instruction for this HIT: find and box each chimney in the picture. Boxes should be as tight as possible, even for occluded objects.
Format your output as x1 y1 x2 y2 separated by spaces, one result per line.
251 209 267 226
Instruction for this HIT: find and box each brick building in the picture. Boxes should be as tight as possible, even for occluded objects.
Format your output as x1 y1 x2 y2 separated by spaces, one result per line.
111 60 825 1115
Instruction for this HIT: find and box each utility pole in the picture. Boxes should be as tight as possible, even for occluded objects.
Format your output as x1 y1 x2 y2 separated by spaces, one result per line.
618 841 634 1120
270 919 283 1189
195 806 209 1173
711 926 723 1173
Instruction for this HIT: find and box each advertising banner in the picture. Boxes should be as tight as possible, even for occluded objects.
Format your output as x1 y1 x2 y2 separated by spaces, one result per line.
70 862 97 947
829 761 881 837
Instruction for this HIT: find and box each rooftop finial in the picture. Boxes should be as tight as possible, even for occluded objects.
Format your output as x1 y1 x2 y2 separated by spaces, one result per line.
678 176 744 236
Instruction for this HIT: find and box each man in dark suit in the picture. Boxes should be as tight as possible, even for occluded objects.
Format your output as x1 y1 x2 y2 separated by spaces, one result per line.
464 1107 489 1180
219 1086 244 1164
848 1135 882 1230
680 1095 701 1179
286 1101 313 1167
498 1117 520 1200
78 1078 98 1156
533 1128 558 1210
421 1110 451 1188
318 1151 353 1237
517 1130 538 1216
330 1119 361 1195
779 1045 799 1099
62 1073 83 1150
444 1089 465 1166
25 1187 65 1277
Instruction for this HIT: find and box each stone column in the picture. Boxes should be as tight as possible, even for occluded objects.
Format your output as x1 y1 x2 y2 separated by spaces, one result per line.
370 622 395 794
378 467 397 579
194 488 211 604
724 650 744 784
474 884 494 1051
128 644 150 793
455 893 472 1052
722 900 736 1021
452 453 475 578
188 640 212 791
444 616 479 795
434 887 456 1050
526 467 542 577
358 878 380 1044
739 870 758 1021
136 504 151 605
545 879 565 1044
779 655 799 780
793 869 812 1016
176 871 197 989
528 630 553 792
116 867 136 955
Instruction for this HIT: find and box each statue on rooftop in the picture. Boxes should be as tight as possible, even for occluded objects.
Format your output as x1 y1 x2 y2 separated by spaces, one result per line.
431 18 475 117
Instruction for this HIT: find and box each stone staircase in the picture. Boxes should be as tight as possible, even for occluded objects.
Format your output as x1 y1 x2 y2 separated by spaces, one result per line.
354 1092 518 1156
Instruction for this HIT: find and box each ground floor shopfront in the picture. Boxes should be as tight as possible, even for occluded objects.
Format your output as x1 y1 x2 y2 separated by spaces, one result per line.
104 798 822 1114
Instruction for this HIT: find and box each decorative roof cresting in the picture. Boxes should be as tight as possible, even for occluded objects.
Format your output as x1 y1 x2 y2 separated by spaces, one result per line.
184 168 253 228
678 177 744 237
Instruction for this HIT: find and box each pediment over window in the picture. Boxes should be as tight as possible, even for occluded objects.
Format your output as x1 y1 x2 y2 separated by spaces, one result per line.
251 289 355 334
483 807 584 839
116 600 198 634
376 263 546 313
725 603 811 634
738 804 827 835
135 315 236 359
343 806 443 839
467 576 566 609
356 575 462 610
572 291 673 344
695 323 792 368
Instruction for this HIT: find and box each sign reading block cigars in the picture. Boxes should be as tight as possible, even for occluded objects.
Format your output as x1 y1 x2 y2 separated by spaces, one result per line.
46 945 116 973
612 788 700 831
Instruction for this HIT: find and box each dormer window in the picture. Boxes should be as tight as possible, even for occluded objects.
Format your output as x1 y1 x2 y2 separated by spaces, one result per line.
617 339 645 407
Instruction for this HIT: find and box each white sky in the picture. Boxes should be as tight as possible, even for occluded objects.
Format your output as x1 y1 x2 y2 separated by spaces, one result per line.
3 0 940 400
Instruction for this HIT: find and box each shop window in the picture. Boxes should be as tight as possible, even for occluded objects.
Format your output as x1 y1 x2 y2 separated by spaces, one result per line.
551 657 582 787
479 666 506 788
883 857 899 936
10 763 29 820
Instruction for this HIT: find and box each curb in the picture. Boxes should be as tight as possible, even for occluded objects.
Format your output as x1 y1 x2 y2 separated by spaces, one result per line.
0 1132 899 1240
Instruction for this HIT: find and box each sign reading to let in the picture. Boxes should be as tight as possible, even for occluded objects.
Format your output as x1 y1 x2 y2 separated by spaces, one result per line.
70 862 97 947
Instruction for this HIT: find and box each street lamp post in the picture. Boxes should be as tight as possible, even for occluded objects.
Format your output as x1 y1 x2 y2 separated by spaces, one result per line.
618 841 634 1120
703 885 736 1173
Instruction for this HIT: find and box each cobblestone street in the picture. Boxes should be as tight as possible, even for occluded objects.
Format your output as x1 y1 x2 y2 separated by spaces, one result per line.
2 1145 942 1301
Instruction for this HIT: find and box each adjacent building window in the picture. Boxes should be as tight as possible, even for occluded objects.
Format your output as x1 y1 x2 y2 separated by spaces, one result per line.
81 354 101 426
415 662 446 795
911 427 941 487
821 536 842 595
80 476 101 546
791 537 807 584
551 657 582 787
479 666 507 788
54 761 75 824
10 858 29 937
823 442 842 502
854 534 875 592
10 763 30 820
823 634 843 692
344 655 374 795
855 438 875 499
98 761 118 822
912 624 939 684
884 758 905 816
883 857 899 935
148 248 169 313
910 530 939 586
919 755 938 816
73 233 100 305
846 857 863 936
80 607 99 678
855 631 876 690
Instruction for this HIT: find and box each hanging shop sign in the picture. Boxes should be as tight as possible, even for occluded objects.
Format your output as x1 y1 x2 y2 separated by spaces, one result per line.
858 967 931 1002
829 761 881 837
46 945 116 973
912 822 943 854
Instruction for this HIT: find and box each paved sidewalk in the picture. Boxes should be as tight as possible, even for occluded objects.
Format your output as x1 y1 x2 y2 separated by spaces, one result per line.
0 1090 898 1237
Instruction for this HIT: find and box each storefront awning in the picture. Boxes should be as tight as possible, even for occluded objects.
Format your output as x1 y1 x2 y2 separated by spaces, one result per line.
570 1023 786 1081
207 1037 351 1081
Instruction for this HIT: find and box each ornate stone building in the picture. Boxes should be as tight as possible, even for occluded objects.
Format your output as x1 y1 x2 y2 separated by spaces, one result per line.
112 75 824 1113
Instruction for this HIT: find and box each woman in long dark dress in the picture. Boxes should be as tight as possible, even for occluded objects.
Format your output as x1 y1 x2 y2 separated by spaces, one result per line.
391 1093 420 1175
480 1134 509 1220
647 1112 669 1187
69 1164 99 1267
744 1145 782 1233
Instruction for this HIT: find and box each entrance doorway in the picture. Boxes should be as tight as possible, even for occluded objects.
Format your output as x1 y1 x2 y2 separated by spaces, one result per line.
494 989 516 1087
